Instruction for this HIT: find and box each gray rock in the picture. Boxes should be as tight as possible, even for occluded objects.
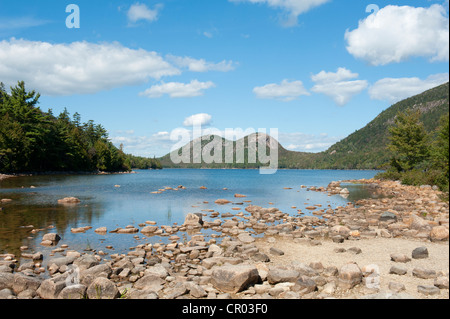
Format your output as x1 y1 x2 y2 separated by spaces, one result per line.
144 264 168 278
331 235 344 243
0 288 14 299
73 254 99 271
133 274 165 291
252 252 270 262
164 285 188 299
211 264 260 293
388 282 406 293
292 276 317 294
434 276 449 289
348 247 362 255
269 247 284 256
379 212 397 222
185 282 207 298
412 267 437 279
237 232 255 243
47 255 77 268
417 285 440 296
389 265 408 276
80 264 112 286
412 247 429 259
87 277 120 299
12 273 41 295
37 275 67 299
0 273 14 290
58 284 87 299
267 267 300 284
390 253 411 263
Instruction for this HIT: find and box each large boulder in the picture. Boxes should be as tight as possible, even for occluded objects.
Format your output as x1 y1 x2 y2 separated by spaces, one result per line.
211 264 259 293
41 233 61 246
267 267 299 284
338 263 362 289
86 277 120 299
183 213 203 227
58 284 87 299
329 225 351 238
36 274 67 299
12 273 41 295
430 226 449 242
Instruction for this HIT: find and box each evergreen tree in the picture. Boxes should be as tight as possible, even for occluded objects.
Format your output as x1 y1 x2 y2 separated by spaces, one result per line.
388 110 430 172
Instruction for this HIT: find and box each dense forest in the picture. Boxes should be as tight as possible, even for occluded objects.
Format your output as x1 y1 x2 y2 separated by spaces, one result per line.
0 81 161 173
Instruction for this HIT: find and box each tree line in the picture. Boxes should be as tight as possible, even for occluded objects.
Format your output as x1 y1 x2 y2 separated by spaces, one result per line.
0 81 161 173
376 109 449 192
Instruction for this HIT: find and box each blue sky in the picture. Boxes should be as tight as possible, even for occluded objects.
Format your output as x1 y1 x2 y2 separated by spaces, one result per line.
0 0 448 157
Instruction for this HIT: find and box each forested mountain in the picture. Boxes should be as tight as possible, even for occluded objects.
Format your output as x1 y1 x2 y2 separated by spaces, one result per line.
0 81 160 173
159 82 449 170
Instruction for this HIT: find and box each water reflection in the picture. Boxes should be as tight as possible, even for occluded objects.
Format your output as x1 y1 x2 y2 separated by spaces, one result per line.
1 169 381 259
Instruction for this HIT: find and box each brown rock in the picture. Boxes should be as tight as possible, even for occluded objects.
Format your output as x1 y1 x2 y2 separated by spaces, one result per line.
338 263 362 289
430 226 449 242
57 197 81 204
215 199 231 205
211 264 259 293
86 277 120 299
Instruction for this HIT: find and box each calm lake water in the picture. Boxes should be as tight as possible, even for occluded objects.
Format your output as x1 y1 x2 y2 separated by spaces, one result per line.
0 169 380 262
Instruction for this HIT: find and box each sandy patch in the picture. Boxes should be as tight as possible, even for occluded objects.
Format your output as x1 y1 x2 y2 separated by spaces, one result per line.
255 236 449 299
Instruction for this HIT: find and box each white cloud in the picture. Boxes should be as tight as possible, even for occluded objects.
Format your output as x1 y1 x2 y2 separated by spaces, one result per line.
203 31 213 38
183 113 213 127
345 4 449 65
166 55 236 72
279 132 342 153
140 80 215 98
127 3 162 23
0 38 180 95
0 17 51 30
229 0 330 26
311 68 368 106
253 79 310 101
369 73 449 103
0 39 234 96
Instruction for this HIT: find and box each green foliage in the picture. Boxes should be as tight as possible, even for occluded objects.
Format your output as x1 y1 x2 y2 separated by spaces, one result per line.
159 83 449 171
387 109 430 172
0 81 147 173
125 153 162 170
377 112 449 192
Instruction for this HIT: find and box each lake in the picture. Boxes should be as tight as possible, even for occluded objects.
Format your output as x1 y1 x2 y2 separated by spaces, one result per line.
0 169 380 262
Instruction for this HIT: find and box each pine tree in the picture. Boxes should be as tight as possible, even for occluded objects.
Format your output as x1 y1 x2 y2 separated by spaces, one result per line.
388 110 430 172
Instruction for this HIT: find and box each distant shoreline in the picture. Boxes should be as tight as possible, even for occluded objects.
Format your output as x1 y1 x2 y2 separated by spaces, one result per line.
0 170 136 180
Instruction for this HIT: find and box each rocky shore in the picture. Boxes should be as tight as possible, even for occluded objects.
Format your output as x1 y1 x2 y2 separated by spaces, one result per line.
0 179 448 299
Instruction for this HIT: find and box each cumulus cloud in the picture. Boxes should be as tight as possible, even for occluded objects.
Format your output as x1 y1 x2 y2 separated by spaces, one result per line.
279 132 342 153
166 55 236 72
140 80 215 98
0 39 232 96
0 38 179 95
253 79 310 101
369 73 449 103
127 2 163 23
183 113 213 127
311 67 368 106
345 4 449 65
229 0 330 26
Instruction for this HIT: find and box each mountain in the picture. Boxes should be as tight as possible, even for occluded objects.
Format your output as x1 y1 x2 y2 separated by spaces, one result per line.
159 82 449 170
